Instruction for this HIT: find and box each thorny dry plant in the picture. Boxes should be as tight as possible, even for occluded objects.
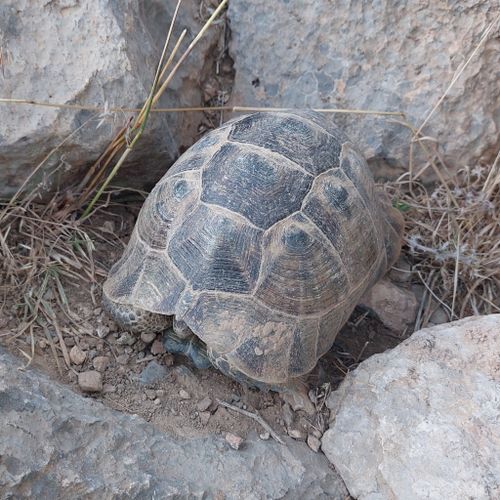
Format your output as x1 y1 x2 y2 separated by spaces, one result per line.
388 153 500 328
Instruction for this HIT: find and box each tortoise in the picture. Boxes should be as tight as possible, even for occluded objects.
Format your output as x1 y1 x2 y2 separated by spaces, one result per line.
103 110 403 389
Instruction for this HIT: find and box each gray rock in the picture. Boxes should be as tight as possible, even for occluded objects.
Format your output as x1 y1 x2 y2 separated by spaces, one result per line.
359 278 417 332
0 0 224 198
138 360 167 385
0 348 348 499
228 0 499 176
321 315 500 500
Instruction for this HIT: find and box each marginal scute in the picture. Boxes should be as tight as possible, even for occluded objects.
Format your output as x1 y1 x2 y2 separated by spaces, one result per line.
201 142 313 229
136 170 199 250
168 204 262 293
180 293 269 355
286 110 350 143
255 213 348 315
103 230 185 315
228 112 342 175
287 320 319 377
340 143 376 204
167 127 229 176
317 305 354 358
303 168 382 279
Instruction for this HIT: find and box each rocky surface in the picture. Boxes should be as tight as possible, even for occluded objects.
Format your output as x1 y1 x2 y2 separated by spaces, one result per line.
228 0 499 176
0 0 227 197
0 348 348 499
322 315 500 500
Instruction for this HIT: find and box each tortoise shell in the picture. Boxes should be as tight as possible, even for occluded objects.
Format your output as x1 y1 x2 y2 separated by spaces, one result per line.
103 111 403 384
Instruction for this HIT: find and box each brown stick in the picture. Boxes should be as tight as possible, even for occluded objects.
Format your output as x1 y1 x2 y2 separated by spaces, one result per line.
217 399 286 445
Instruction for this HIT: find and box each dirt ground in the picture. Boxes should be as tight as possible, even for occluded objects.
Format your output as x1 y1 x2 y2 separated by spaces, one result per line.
0 202 408 448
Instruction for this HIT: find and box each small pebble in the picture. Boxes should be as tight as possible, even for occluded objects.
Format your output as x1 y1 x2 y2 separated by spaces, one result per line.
199 411 211 425
78 371 102 392
69 345 86 365
118 334 132 347
151 339 166 355
162 353 175 367
96 325 110 339
145 389 157 400
225 432 244 450
103 383 116 394
153 398 162 405
93 307 102 316
93 355 110 372
259 432 270 440
116 354 129 365
196 396 212 412
179 389 191 400
134 340 146 352
156 389 165 398
141 332 156 344
288 429 306 441
307 434 321 452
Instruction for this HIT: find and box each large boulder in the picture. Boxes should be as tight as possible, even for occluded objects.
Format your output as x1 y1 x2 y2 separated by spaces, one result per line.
0 347 348 499
321 315 500 500
228 1 499 177
0 0 224 198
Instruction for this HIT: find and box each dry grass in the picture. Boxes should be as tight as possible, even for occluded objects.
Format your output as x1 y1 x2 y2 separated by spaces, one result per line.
0 192 104 369
388 154 499 329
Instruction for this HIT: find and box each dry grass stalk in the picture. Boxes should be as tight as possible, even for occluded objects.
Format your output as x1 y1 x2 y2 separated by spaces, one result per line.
80 0 228 217
0 98 406 118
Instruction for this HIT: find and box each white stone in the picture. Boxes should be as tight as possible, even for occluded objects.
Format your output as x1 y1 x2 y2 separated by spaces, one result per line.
69 345 86 365
321 315 500 500
359 278 417 332
92 356 110 373
225 433 244 450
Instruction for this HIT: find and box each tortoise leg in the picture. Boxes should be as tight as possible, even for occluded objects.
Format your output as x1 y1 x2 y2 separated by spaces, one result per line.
162 328 212 369
102 294 172 334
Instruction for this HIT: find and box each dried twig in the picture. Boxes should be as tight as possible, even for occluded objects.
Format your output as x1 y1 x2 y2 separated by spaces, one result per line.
0 98 406 118
217 399 286 445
